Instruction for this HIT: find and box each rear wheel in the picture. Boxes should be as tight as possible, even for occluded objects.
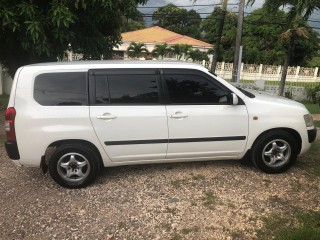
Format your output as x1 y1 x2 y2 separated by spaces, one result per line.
49 143 100 188
251 130 298 173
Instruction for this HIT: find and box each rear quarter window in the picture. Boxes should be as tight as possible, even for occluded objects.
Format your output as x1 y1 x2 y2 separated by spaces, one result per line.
34 72 87 106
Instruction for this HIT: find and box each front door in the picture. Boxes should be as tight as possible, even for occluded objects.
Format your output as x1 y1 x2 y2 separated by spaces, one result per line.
89 69 168 162
162 69 248 160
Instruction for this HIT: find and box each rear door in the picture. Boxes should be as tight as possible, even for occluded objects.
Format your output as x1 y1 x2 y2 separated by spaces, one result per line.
162 69 249 160
89 69 168 162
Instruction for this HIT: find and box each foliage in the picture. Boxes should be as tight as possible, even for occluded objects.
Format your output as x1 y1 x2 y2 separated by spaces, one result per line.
126 42 148 59
170 44 190 60
121 10 146 32
202 6 319 66
202 8 237 62
247 0 320 95
186 49 209 62
152 44 170 59
307 56 320 68
152 4 202 40
306 86 320 104
0 0 147 76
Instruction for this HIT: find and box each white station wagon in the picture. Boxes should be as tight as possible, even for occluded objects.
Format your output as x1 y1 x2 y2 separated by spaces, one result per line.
5 61 317 188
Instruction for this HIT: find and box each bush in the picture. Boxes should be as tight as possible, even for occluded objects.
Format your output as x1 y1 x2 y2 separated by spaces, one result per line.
306 86 320 105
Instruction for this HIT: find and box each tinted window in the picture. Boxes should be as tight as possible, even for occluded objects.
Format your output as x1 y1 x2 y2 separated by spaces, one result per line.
165 74 230 104
95 75 110 104
34 72 87 106
107 75 159 104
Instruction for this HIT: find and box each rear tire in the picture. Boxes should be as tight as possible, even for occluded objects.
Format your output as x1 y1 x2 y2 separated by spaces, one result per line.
49 143 100 188
251 130 298 174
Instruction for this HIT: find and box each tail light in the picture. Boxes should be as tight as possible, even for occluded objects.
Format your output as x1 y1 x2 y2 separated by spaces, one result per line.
5 107 16 142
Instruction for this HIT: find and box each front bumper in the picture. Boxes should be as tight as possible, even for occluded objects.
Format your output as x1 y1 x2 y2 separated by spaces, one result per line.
5 141 20 160
308 128 317 143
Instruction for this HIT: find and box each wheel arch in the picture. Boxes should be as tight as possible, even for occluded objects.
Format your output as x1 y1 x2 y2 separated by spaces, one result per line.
45 139 104 168
251 128 302 154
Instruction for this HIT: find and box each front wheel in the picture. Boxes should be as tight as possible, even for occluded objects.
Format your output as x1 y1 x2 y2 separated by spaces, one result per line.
251 130 298 174
49 143 100 188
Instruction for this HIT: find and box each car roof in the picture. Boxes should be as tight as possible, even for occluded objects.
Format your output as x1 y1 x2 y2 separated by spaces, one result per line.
24 60 208 71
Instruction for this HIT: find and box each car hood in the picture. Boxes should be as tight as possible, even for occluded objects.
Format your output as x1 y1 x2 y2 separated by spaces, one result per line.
245 89 306 109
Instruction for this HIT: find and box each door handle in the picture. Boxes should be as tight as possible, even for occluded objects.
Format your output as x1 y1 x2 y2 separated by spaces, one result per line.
96 114 117 120
170 112 188 119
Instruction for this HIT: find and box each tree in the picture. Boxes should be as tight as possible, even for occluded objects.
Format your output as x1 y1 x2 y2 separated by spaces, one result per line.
170 44 190 60
242 8 319 66
121 10 146 33
202 8 237 63
126 42 148 59
152 4 202 39
0 0 147 76
247 0 320 96
186 49 209 63
152 44 170 59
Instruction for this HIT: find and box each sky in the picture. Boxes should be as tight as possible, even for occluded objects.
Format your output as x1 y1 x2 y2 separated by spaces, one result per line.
138 0 320 31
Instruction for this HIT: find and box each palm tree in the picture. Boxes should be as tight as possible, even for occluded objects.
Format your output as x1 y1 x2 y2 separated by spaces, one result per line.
152 44 169 59
186 49 209 63
126 42 148 59
248 0 320 96
170 44 186 60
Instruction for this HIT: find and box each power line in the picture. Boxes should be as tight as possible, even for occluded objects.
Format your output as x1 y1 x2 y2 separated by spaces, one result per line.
138 4 239 9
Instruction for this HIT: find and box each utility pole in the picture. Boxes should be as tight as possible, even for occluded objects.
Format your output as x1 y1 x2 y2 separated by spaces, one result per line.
210 0 228 73
232 0 245 82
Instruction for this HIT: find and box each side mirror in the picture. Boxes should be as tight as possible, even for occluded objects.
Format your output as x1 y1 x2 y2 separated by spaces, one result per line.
231 93 238 105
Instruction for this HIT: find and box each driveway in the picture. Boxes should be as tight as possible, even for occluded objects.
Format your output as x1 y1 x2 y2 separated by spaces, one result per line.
0 138 319 239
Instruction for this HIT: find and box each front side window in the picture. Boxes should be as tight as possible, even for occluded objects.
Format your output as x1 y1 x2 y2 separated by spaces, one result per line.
165 74 230 104
34 72 87 106
95 74 159 104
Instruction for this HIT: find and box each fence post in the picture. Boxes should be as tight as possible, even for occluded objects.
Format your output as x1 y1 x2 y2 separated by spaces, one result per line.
277 65 282 80
295 66 300 81
0 65 3 95
240 63 244 80
259 64 263 80
221 62 225 76
314 67 318 80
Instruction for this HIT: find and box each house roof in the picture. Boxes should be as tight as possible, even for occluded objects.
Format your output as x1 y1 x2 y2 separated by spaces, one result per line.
122 26 212 48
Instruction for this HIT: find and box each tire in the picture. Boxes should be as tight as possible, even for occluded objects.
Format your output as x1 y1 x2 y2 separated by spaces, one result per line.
251 130 298 174
48 143 100 188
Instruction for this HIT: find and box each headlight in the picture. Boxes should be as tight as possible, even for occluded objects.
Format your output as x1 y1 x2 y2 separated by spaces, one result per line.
304 114 314 127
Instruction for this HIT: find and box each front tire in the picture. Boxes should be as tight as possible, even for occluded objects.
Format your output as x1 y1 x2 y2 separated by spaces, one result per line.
251 130 298 174
49 143 100 188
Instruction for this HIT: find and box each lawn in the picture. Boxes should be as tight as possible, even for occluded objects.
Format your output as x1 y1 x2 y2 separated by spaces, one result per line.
0 94 9 107
302 102 320 114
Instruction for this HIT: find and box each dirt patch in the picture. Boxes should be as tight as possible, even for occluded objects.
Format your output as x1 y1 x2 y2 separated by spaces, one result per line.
313 114 320 121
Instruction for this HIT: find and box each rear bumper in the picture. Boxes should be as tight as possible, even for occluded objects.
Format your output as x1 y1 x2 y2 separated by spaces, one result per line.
5 141 20 160
308 128 317 143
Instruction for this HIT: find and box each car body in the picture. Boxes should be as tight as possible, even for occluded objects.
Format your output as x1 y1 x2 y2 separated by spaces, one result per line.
5 61 317 188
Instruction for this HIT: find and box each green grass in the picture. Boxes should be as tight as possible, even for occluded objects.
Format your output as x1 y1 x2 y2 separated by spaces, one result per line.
0 94 9 106
0 135 6 144
301 102 320 114
258 211 320 240
202 191 218 208
314 121 320 128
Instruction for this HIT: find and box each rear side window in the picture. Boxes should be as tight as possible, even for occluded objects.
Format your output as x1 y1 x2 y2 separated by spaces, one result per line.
95 74 159 104
34 72 87 106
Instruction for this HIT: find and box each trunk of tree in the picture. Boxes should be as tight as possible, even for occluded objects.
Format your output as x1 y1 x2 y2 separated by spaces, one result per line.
210 0 228 73
279 54 289 96
279 36 295 96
